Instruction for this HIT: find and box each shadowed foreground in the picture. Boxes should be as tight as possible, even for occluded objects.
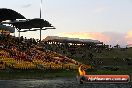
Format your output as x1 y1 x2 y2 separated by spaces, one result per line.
0 78 131 88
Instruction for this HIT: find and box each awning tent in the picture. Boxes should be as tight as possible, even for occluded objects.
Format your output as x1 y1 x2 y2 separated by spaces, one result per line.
0 8 26 21
0 24 15 33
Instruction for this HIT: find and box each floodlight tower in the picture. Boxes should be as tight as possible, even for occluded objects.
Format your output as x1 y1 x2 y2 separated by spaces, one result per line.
39 0 55 41
40 0 43 41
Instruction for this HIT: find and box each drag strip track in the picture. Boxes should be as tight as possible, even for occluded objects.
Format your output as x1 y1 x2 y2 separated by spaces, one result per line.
0 78 131 88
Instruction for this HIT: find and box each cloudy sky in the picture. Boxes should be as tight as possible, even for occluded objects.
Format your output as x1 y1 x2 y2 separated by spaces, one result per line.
0 0 132 46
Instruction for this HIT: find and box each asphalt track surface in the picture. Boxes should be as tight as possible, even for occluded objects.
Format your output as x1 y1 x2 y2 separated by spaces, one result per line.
0 78 131 88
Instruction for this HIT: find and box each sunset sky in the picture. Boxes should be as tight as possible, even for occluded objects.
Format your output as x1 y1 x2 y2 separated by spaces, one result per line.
0 0 132 46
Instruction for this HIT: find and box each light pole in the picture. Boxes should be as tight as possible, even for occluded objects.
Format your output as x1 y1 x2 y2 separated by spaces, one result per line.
40 0 43 41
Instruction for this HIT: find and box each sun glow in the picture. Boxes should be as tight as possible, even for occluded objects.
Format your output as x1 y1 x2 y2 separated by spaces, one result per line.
56 32 93 39
125 31 132 44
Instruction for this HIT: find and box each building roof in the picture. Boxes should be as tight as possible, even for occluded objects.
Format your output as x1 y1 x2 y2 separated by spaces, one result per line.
6 18 54 31
0 8 26 21
43 36 101 44
0 8 55 32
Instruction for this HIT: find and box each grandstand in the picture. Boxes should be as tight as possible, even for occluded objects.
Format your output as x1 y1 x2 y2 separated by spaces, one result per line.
0 35 82 70
42 36 109 65
0 8 90 71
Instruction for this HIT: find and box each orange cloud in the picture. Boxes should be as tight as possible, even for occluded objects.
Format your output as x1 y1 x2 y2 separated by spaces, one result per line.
125 31 132 44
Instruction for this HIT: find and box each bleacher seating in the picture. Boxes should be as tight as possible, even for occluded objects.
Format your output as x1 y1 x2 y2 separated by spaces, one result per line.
0 34 83 70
